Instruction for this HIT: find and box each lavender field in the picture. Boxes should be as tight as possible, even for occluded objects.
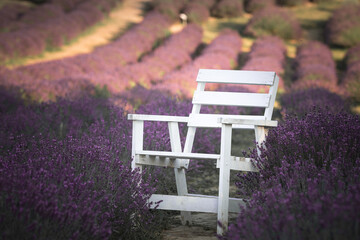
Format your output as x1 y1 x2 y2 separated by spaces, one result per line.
1 0 359 239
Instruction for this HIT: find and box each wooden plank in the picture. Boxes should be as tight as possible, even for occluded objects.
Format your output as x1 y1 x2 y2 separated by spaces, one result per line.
168 122 192 224
131 120 144 171
135 155 187 168
135 150 220 160
188 114 265 129
219 118 278 127
264 74 280 119
128 114 189 123
216 157 258 172
196 69 275 85
193 91 271 107
218 123 232 235
149 194 245 213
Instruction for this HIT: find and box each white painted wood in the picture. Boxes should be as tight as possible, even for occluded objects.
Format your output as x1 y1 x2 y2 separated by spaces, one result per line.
217 123 232 235
188 114 265 129
264 74 279 119
127 70 280 236
131 120 144 171
149 194 245 213
254 126 269 157
218 118 278 127
135 150 219 160
168 122 192 225
135 155 187 168
197 69 275 85
216 157 258 172
128 114 188 123
193 91 271 107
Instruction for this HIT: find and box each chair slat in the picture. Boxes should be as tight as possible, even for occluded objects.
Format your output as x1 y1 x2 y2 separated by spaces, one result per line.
196 69 275 85
188 114 265 128
193 91 271 107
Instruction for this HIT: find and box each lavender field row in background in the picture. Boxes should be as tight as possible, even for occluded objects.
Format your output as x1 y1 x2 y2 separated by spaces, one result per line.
154 29 242 98
342 43 360 103
0 0 123 63
292 41 338 92
0 11 172 102
242 36 286 92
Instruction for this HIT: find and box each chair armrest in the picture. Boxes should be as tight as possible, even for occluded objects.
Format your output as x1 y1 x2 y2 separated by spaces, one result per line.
218 118 278 127
128 114 189 123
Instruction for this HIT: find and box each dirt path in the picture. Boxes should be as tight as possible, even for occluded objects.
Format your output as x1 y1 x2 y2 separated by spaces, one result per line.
22 0 151 66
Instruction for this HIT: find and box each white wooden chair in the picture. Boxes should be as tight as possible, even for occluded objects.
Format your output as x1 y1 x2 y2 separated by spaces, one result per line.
128 69 279 235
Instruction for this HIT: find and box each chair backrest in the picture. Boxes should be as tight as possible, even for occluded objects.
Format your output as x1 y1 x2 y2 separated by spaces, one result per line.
181 69 279 156
188 69 279 129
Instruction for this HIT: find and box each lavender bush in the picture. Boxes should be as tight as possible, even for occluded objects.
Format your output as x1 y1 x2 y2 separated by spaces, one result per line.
184 2 210 24
242 36 286 92
280 87 349 118
341 62 360 103
344 43 360 68
292 41 338 92
2 11 171 101
244 7 302 40
276 0 306 6
244 0 275 13
325 3 360 47
0 0 124 63
211 0 244 18
224 109 360 239
156 29 242 98
0 94 161 239
151 0 187 20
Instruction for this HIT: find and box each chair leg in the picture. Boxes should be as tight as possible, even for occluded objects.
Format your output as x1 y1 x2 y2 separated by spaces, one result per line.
217 123 232 235
174 168 192 225
168 122 192 225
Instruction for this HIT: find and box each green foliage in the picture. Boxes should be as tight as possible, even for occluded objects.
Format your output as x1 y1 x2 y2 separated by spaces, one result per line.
250 16 293 40
338 26 360 47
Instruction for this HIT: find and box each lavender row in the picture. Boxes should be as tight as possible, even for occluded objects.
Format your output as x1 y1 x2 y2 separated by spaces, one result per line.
0 0 123 63
225 109 360 240
0 94 162 239
211 0 244 18
242 36 287 92
151 0 216 24
244 6 302 40
325 3 360 47
292 41 338 92
0 11 171 102
342 44 360 103
43 22 201 97
153 29 242 98
123 24 203 88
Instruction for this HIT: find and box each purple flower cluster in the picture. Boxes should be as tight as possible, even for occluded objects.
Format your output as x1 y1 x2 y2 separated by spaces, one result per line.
280 87 349 118
244 0 275 13
292 41 338 92
342 43 360 103
155 29 242 98
325 3 360 47
244 6 302 40
0 94 160 239
211 0 244 18
242 36 286 91
1 11 171 101
224 109 360 239
0 0 124 63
